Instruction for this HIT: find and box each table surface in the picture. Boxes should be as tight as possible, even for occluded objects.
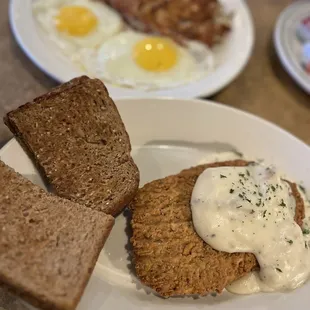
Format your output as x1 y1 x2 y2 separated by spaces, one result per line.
0 0 309 145
0 1 309 309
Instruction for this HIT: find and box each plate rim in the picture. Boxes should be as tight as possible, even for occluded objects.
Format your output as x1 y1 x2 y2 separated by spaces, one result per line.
1 96 309 153
273 0 310 94
8 0 255 99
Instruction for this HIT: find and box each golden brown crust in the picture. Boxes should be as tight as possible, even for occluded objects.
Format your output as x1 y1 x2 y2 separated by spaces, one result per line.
286 180 305 227
129 160 305 297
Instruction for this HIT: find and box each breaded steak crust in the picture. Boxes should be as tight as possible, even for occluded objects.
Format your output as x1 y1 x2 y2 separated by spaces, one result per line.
129 160 305 297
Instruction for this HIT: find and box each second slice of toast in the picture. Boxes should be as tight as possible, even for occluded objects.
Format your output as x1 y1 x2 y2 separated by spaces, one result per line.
4 76 139 216
0 160 114 310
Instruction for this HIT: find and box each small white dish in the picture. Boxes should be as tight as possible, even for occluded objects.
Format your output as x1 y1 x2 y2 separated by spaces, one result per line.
274 0 310 94
9 0 254 99
1 97 310 310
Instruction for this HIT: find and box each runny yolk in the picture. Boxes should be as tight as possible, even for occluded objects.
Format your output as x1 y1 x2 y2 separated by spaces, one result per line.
55 6 98 36
133 37 178 72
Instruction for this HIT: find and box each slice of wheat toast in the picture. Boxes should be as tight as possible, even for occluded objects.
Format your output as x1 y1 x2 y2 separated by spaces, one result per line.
129 160 305 297
4 76 139 216
0 160 114 310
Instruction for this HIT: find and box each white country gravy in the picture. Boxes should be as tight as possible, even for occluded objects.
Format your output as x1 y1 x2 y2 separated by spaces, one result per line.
191 163 310 294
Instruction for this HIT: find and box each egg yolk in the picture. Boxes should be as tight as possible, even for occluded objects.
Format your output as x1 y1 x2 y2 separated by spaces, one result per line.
55 6 98 36
133 37 178 72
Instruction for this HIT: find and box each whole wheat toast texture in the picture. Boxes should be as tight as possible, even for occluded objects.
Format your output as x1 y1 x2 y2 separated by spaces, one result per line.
129 160 305 297
4 76 139 216
0 160 114 310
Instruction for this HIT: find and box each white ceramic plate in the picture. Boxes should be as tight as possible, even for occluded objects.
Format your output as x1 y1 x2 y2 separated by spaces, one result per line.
1 97 310 310
9 0 254 99
274 0 310 94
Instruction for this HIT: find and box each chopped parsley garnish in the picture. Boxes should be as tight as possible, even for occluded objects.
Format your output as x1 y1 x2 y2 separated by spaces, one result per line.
303 228 310 235
250 209 255 214
239 193 244 198
245 198 252 203
259 192 263 197
256 199 262 207
237 205 242 208
239 173 245 178
230 189 234 194
246 170 250 177
276 268 283 273
263 210 267 218
220 174 227 178
287 240 293 245
279 200 286 207
271 185 276 192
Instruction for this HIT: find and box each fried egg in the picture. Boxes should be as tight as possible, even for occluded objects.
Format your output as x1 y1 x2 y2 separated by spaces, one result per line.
78 31 214 89
33 0 123 53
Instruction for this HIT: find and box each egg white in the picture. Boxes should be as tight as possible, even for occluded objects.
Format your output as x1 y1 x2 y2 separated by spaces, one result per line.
33 0 123 54
78 31 214 90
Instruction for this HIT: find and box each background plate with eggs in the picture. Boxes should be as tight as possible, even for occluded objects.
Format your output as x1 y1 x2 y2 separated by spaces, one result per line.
9 0 254 98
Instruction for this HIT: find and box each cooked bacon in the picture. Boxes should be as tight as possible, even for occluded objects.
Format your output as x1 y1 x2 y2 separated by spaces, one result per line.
103 0 232 46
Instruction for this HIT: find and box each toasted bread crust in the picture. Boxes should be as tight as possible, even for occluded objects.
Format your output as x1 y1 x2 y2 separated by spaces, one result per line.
4 76 139 216
129 160 305 297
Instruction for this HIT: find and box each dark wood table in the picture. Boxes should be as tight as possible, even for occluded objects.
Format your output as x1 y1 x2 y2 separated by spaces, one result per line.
214 0 310 144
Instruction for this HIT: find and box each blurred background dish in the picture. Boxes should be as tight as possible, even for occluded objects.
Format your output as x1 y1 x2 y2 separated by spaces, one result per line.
274 0 310 94
9 0 254 98
2 1 310 152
